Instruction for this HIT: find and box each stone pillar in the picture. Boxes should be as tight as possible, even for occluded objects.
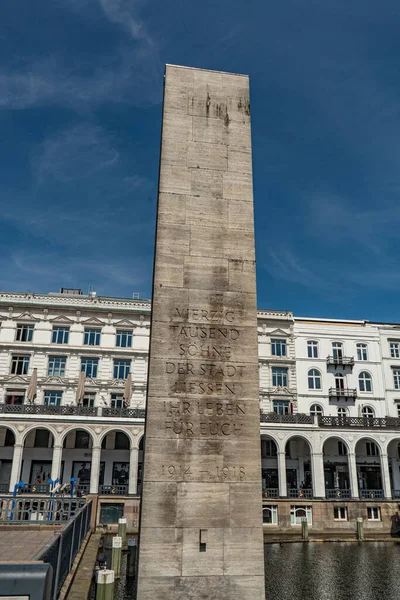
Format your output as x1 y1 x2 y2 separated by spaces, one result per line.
90 446 101 494
9 444 23 491
311 452 325 498
380 453 392 499
51 445 63 482
128 447 139 495
298 456 305 488
348 452 359 499
136 65 265 600
277 451 287 497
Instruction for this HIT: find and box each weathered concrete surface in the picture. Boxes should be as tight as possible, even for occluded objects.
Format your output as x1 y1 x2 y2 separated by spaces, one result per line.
0 529 56 561
137 65 265 599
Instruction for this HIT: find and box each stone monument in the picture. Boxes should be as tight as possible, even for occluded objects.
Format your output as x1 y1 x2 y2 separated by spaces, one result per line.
136 65 265 600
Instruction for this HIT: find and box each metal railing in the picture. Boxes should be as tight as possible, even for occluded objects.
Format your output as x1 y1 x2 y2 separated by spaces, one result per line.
319 416 400 429
328 388 357 399
260 412 314 424
102 407 145 418
19 483 50 494
359 489 384 499
288 488 313 498
0 497 86 523
326 489 351 499
76 484 90 496
33 500 92 600
0 404 97 416
262 488 279 499
392 490 400 499
326 356 355 367
99 484 128 495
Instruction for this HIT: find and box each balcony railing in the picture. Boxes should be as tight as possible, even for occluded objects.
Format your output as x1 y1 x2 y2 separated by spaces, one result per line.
260 412 314 424
102 407 146 418
0 404 145 418
393 491 400 499
326 488 351 499
99 485 128 496
360 489 384 499
288 488 313 499
262 488 279 499
319 416 400 429
328 388 357 399
0 404 97 416
19 483 50 495
326 356 355 367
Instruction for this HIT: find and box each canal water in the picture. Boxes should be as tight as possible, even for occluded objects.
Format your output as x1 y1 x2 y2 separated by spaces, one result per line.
93 541 400 600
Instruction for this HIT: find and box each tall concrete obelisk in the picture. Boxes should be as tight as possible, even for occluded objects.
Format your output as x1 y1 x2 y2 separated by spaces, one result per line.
136 65 265 600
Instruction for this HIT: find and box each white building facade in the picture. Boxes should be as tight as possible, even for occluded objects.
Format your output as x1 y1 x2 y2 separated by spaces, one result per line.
1 290 400 528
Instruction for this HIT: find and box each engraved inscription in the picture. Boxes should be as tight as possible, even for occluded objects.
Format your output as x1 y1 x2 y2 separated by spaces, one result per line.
164 306 246 436
161 464 245 481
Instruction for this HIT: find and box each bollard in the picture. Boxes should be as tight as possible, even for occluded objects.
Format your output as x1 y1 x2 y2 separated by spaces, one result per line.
357 517 364 541
118 517 127 546
301 517 308 540
111 536 122 578
127 537 137 577
96 569 114 600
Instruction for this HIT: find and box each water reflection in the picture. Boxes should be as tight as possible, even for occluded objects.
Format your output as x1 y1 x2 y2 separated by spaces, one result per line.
265 542 400 600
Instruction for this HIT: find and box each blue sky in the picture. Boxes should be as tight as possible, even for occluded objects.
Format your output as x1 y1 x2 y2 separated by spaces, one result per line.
1 0 400 321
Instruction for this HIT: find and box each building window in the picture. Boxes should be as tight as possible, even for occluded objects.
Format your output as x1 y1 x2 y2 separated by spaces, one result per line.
34 430 51 448
362 406 374 418
308 369 321 390
44 391 62 406
82 392 95 407
273 400 290 415
335 373 345 391
75 431 90 449
84 328 101 346
4 429 15 446
11 355 30 375
396 403 400 418
307 341 318 358
393 369 400 390
116 330 133 348
81 358 99 378
261 440 277 457
359 372 372 392
356 344 368 361
390 343 400 358
290 506 312 526
271 339 286 357
333 506 347 521
48 356 66 377
366 442 379 456
115 432 129 450
272 367 288 387
113 360 131 379
310 404 323 416
52 326 70 344
332 342 343 361
111 394 124 408
263 505 278 525
16 324 34 342
337 407 347 418
338 441 347 455
367 506 381 521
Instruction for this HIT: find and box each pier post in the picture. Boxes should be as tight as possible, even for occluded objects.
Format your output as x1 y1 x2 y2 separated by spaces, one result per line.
118 517 127 547
96 569 114 600
111 536 122 578
127 537 137 577
356 517 364 540
301 517 309 540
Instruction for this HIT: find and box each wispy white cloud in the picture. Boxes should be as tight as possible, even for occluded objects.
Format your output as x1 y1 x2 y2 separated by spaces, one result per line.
0 0 162 112
33 123 119 183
